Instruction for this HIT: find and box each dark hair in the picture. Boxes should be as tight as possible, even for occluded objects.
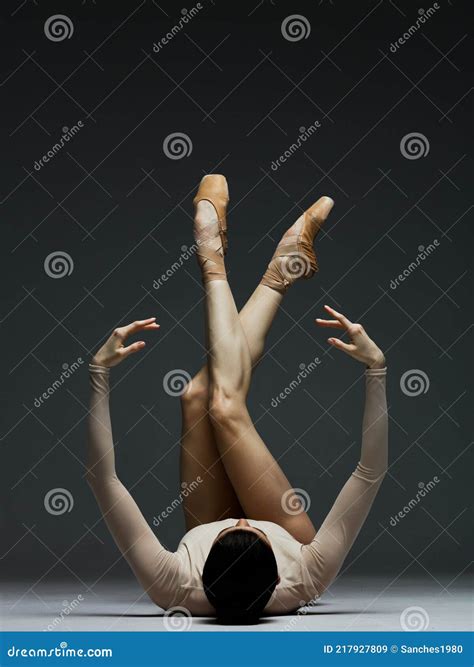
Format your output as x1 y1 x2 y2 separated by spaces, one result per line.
202 529 279 624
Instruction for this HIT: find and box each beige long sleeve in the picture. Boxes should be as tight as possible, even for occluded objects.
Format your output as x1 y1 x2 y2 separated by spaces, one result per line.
301 367 388 597
86 364 182 609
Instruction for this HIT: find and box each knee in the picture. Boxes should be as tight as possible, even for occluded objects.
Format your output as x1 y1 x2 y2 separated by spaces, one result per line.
180 379 209 413
209 387 245 428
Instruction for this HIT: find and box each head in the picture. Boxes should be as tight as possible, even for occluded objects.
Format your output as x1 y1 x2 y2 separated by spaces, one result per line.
202 519 279 624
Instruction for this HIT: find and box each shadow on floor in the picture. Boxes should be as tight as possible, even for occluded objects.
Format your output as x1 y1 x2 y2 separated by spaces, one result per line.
73 612 167 618
71 609 373 621
196 618 276 626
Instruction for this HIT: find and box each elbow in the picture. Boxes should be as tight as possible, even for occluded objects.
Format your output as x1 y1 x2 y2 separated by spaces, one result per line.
147 589 176 613
148 592 165 611
85 469 119 489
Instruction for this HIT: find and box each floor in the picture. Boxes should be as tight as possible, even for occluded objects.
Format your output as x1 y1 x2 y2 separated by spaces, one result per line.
1 574 471 632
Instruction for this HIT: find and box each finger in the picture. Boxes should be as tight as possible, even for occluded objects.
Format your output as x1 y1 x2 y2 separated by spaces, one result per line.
328 337 356 354
142 323 160 331
117 318 158 339
121 341 146 358
315 318 344 329
323 305 353 330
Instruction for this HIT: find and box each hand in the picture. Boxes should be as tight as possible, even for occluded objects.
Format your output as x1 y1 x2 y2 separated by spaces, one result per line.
91 317 160 368
316 305 385 368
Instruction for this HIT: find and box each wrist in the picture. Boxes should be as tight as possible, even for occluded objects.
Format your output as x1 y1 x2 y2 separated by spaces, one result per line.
366 351 385 369
91 355 109 368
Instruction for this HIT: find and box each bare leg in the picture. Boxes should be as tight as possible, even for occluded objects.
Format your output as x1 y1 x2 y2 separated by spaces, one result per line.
207 284 316 544
185 196 317 543
180 285 282 528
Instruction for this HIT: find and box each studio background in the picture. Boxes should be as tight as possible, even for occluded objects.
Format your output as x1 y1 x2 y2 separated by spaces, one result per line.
1 0 471 596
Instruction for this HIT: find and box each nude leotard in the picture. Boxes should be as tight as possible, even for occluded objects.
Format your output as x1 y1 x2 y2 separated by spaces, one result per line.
87 364 387 614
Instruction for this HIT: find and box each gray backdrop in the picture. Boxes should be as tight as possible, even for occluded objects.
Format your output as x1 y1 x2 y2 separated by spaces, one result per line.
1 0 472 591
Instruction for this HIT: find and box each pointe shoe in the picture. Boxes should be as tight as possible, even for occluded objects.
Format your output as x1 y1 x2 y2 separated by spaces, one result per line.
260 196 334 294
193 174 229 282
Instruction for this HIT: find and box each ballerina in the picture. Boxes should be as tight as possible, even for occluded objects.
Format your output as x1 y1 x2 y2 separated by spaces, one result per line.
86 175 387 623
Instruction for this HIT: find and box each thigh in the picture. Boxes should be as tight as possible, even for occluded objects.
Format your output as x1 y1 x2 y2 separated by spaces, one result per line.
180 391 243 531
214 410 317 544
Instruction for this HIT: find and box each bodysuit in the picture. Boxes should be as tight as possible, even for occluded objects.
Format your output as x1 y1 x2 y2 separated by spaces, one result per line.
88 364 387 614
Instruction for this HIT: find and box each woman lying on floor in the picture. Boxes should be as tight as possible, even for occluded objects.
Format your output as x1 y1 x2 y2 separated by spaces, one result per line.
86 175 387 624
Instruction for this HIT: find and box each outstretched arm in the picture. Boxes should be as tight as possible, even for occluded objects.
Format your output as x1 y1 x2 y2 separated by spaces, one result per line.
302 306 387 596
87 318 182 609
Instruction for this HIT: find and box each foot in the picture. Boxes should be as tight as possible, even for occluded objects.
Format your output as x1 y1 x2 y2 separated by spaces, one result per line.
280 195 334 246
261 196 334 293
193 200 223 257
193 174 229 282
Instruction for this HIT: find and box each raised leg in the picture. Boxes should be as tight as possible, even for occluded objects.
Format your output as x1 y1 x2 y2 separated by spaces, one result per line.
180 285 283 529
182 184 333 543
205 279 316 544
